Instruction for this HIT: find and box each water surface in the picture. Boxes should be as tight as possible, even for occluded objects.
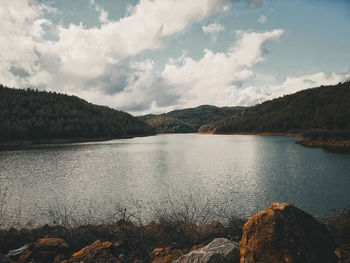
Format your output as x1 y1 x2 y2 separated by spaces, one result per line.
1 134 349 224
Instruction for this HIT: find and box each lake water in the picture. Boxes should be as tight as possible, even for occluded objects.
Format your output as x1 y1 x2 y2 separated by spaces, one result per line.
1 134 350 225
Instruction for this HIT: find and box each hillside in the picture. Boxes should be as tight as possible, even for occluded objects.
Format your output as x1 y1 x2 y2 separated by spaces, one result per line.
139 105 246 133
0 85 155 143
144 116 193 133
199 82 350 149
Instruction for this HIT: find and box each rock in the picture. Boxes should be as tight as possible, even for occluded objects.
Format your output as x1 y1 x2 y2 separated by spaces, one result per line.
62 239 139 263
151 247 188 263
174 238 240 263
336 243 350 263
32 237 70 263
6 237 70 263
61 240 116 263
240 202 338 263
189 243 205 252
7 244 30 261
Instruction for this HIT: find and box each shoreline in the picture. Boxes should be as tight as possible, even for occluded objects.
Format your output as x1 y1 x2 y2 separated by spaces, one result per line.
0 203 348 262
0 133 156 151
198 131 350 153
1 132 349 153
198 131 301 138
297 137 350 153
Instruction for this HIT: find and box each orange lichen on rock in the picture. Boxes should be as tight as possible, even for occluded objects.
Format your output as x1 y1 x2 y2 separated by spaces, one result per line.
240 202 338 263
62 240 115 263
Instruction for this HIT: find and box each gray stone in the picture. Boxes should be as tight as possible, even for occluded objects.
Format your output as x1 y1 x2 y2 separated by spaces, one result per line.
174 238 240 263
8 243 30 260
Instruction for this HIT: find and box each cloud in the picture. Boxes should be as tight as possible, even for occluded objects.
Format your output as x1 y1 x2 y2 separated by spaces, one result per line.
0 0 232 99
202 23 225 43
0 0 53 88
0 0 284 114
33 28 285 114
237 72 350 106
160 29 284 110
2 0 348 115
266 72 350 99
258 14 267 24
90 0 110 24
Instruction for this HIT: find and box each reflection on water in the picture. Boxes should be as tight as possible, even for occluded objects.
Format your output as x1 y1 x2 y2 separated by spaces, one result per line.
0 134 350 224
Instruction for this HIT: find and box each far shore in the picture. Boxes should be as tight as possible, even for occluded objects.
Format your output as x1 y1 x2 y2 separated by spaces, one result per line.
198 131 350 153
198 131 301 138
1 132 349 153
0 134 155 150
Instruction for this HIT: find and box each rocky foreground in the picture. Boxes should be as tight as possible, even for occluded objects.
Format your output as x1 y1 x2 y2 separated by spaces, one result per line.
1 203 349 263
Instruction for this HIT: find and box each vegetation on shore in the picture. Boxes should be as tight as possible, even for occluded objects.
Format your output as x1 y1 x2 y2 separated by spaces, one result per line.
143 116 194 133
0 199 349 262
199 82 350 134
198 81 350 150
138 105 246 133
0 85 155 144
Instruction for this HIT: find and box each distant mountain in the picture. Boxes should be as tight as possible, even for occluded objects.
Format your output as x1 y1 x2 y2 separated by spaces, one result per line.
0 85 155 142
139 105 246 133
199 82 350 140
144 116 193 133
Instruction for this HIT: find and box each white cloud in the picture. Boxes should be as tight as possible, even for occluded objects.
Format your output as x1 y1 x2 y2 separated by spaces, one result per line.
160 29 284 109
0 0 232 98
237 72 350 106
266 72 350 99
0 0 285 114
94 3 110 24
1 0 348 115
258 14 267 24
0 0 51 88
202 23 225 43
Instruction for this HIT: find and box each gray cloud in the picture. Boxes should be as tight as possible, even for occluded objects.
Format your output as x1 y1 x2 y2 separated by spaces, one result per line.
9 67 30 78
303 79 317 84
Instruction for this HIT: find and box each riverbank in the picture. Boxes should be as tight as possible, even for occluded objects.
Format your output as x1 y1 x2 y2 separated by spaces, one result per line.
0 133 156 151
296 137 350 152
198 131 301 137
0 203 349 262
2 133 349 153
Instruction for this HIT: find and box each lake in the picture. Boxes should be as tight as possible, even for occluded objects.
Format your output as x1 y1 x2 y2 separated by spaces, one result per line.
1 134 350 225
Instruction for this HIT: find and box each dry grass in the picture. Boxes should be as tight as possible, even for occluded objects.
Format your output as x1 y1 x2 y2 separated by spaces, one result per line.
323 205 350 246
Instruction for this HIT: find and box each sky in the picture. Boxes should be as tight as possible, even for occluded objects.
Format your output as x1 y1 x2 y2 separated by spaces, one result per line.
1 0 350 115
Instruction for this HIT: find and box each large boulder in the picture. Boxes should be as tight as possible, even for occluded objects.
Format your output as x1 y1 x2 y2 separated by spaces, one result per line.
174 238 240 263
240 202 338 263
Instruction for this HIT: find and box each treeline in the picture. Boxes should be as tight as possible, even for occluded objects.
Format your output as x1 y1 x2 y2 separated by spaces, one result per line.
0 85 155 141
200 82 350 139
139 105 246 133
144 116 194 133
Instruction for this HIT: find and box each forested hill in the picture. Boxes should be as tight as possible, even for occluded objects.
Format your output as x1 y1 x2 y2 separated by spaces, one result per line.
139 105 246 133
0 85 155 142
199 82 350 139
